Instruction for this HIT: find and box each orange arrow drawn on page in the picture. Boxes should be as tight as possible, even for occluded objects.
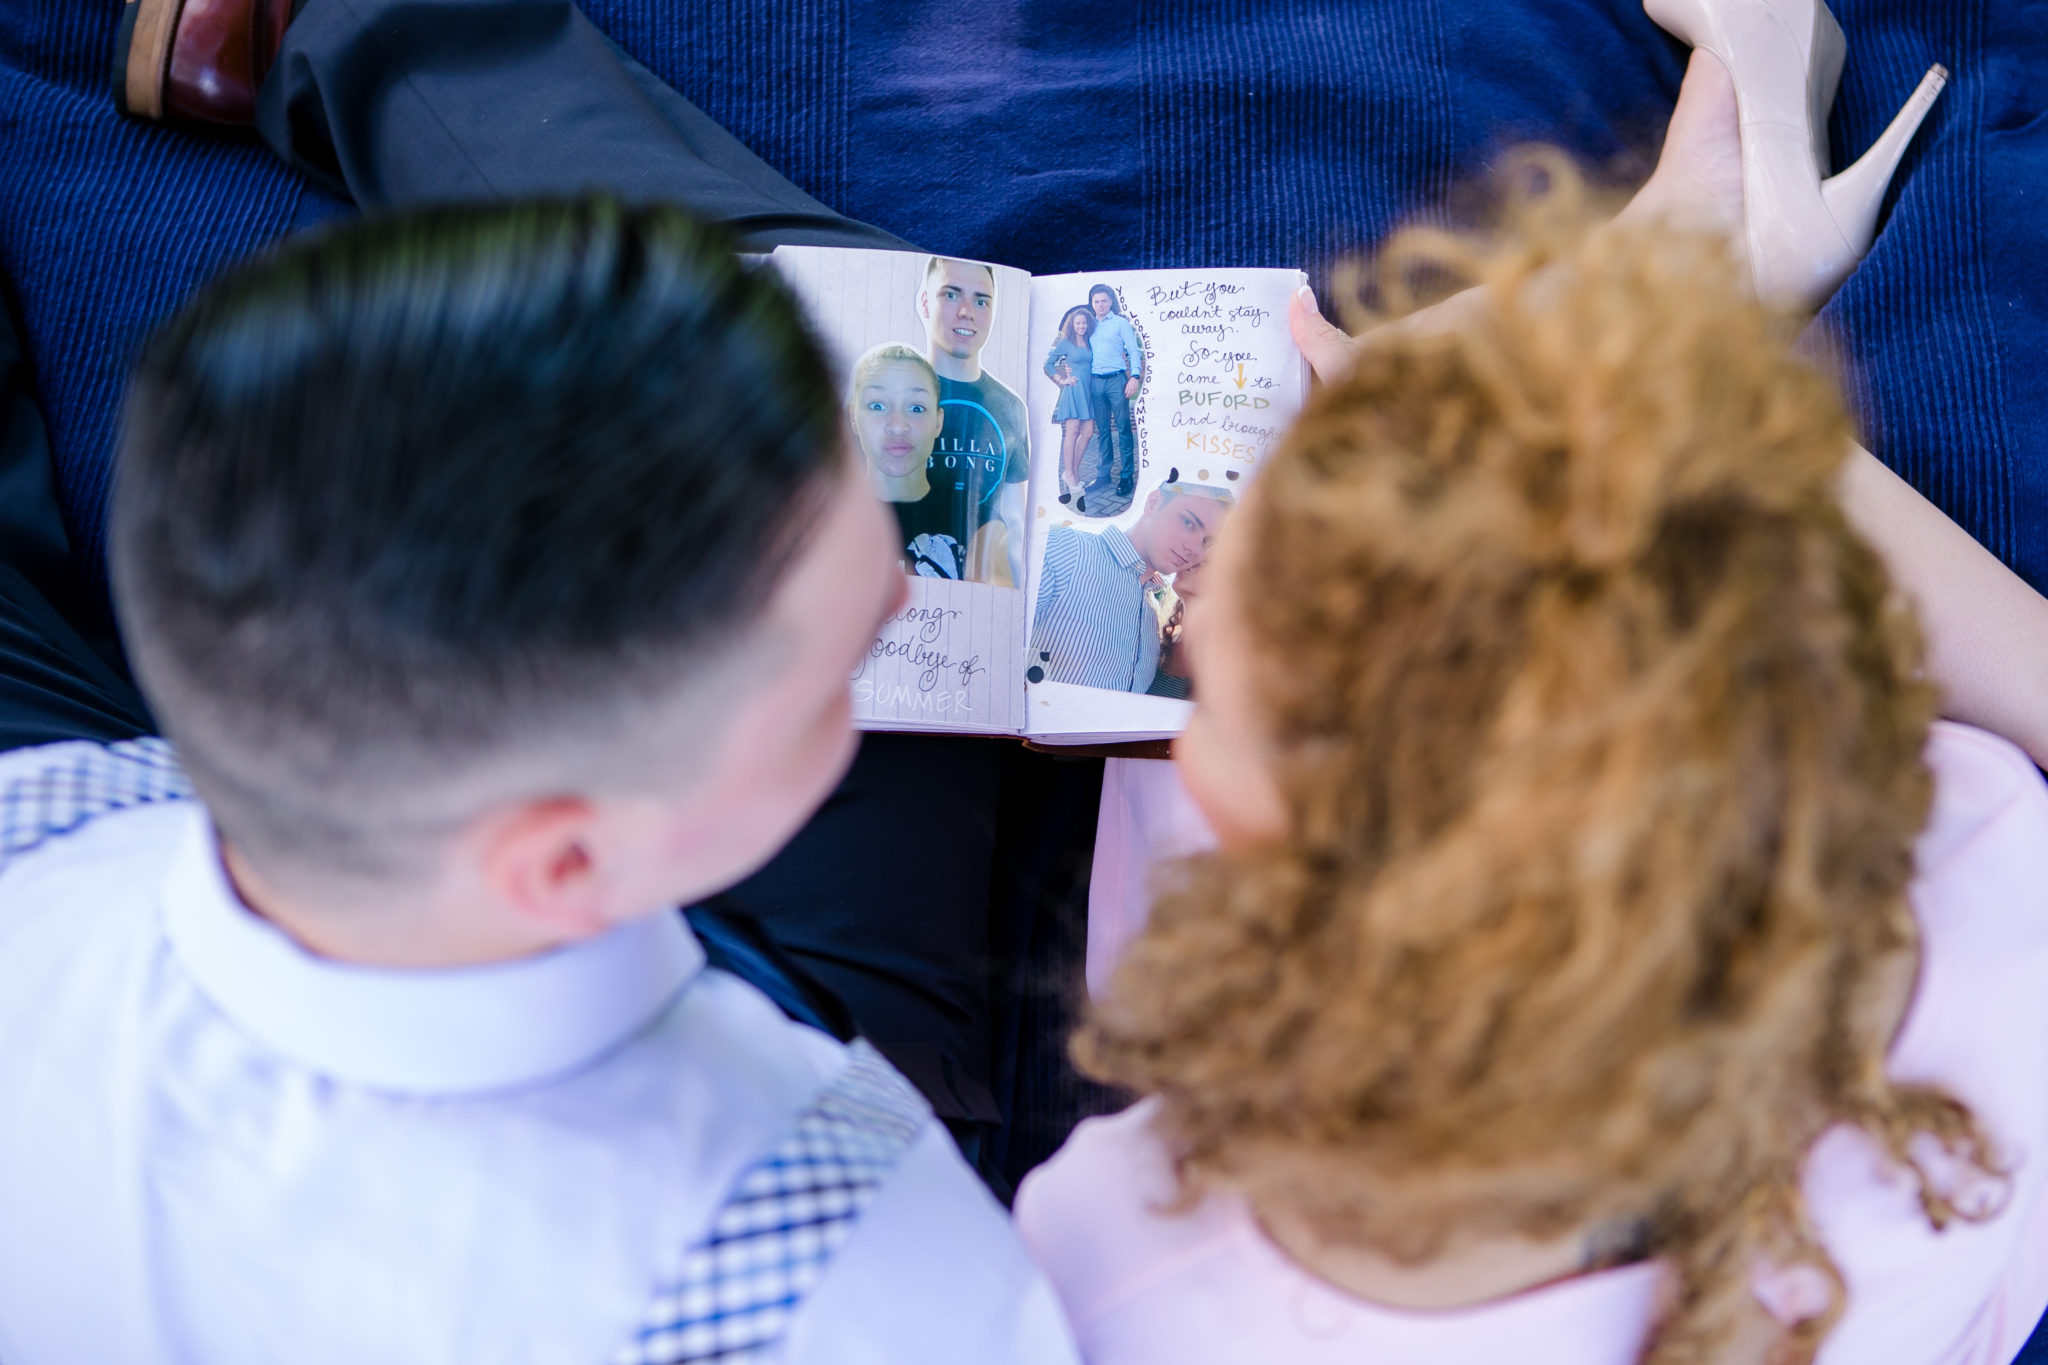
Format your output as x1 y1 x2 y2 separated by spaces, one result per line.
1234 363 1246 389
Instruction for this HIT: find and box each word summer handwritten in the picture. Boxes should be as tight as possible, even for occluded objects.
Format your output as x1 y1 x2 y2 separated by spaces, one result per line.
852 680 974 714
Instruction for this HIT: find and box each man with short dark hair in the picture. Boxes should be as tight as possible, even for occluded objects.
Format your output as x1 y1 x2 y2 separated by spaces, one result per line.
85 0 1065 1180
0 196 1078 1365
113 204 877 936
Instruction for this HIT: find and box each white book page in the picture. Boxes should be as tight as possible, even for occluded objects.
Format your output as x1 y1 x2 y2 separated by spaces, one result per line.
851 579 1023 733
1019 267 1309 741
768 245 1034 735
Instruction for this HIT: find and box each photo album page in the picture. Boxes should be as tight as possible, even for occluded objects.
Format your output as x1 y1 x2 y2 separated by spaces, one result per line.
769 247 1034 734
768 247 1308 743
1020 267 1309 743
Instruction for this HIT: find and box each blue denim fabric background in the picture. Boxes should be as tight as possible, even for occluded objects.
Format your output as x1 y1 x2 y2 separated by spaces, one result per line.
0 0 2042 595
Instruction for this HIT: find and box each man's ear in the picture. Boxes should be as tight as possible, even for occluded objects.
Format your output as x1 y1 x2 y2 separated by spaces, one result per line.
474 796 614 938
1144 489 1164 514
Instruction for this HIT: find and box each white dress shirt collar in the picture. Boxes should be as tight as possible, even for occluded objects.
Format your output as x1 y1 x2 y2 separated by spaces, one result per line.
159 807 703 1095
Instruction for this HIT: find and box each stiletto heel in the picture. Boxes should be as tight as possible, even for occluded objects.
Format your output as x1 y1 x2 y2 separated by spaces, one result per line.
1818 64 1947 263
1643 0 1946 306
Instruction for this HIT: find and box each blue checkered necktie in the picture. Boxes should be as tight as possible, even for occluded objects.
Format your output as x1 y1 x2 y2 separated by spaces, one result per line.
612 1039 931 1364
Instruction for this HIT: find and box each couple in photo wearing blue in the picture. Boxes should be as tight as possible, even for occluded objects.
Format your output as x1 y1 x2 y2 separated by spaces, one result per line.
1044 284 1145 518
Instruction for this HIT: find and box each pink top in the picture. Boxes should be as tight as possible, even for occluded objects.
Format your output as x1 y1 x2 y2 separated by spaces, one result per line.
1025 723 2048 1365
1086 758 1216 996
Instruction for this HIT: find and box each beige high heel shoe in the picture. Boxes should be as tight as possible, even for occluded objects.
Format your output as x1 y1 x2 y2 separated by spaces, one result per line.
1643 0 1946 306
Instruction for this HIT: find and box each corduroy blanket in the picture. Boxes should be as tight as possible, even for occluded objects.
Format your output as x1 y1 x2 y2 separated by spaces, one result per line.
0 0 2042 590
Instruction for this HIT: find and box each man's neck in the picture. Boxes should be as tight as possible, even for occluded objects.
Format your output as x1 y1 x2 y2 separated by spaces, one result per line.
929 348 981 383
219 838 570 969
1124 525 1161 577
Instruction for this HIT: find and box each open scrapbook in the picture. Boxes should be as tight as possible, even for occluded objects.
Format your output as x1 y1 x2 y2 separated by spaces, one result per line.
769 246 1309 744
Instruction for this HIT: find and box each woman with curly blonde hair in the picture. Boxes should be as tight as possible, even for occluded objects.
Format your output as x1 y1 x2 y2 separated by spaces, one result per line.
1014 165 2048 1365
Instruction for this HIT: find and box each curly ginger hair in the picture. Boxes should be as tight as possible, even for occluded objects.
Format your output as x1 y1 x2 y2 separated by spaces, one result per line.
1075 160 1999 1364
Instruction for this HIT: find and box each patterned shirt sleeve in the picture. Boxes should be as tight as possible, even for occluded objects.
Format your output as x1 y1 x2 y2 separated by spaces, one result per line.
1027 528 1079 672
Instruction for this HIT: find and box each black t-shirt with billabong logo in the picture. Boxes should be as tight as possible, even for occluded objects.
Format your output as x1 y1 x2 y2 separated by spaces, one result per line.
887 370 1028 581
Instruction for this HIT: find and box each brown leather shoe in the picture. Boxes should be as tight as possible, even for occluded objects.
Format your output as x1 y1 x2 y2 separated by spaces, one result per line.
115 0 297 125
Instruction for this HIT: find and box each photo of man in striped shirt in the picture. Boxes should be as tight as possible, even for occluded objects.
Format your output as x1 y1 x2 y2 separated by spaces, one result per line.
1026 483 1234 694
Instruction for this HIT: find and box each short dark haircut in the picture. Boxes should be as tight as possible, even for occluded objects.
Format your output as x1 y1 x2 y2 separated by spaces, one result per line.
1087 283 1119 313
112 199 843 886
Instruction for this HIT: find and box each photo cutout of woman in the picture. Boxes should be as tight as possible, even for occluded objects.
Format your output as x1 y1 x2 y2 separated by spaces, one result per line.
848 343 1008 583
1044 304 1098 510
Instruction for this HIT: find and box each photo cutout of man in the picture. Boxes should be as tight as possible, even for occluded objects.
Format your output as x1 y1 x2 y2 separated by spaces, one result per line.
918 257 1028 586
1026 482 1233 694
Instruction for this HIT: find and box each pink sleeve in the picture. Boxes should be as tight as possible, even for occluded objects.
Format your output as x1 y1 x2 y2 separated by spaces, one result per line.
1014 1101 1221 1330
1887 722 2048 1129
1801 722 2048 1365
1013 1109 1145 1326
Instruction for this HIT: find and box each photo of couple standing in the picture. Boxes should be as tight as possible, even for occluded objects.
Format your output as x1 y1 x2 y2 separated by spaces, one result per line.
846 256 1029 585
1044 284 1144 518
